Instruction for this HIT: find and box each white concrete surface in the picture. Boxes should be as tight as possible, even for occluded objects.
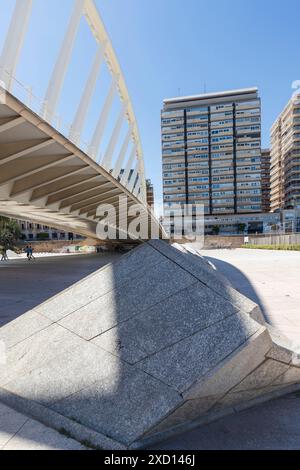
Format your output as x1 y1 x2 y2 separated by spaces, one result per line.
1 247 299 450
0 402 86 450
151 390 300 450
5 250 89 260
202 248 300 342
149 247 300 450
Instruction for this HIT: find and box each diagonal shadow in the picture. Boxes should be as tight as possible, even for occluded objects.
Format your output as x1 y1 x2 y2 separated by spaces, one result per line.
0 253 122 327
204 256 269 323
0 243 275 450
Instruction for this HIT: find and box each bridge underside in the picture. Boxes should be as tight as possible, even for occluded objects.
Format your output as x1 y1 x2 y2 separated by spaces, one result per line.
0 89 156 242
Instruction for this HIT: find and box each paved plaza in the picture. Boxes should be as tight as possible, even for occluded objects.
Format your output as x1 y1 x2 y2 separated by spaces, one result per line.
152 247 300 450
0 247 300 450
0 252 122 328
0 402 86 450
152 391 300 450
203 248 300 343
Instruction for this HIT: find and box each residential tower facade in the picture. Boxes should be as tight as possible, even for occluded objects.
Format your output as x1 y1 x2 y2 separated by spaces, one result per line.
270 93 300 211
261 148 271 213
162 88 262 216
146 179 154 207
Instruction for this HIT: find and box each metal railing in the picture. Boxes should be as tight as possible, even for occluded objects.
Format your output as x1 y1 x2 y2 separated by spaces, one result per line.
0 66 94 157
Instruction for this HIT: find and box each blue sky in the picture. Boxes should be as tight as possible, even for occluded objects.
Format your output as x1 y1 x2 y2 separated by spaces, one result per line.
0 0 299 206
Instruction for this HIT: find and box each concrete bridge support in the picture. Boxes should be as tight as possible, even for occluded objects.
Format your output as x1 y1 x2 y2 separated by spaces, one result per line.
0 241 299 449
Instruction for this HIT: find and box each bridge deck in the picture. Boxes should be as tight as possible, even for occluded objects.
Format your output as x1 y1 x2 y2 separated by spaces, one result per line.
0 88 158 241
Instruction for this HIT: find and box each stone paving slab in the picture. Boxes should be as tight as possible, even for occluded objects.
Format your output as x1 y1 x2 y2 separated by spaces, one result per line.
150 241 265 326
1 241 300 449
35 245 163 323
137 312 261 393
0 401 28 448
92 282 240 364
0 402 85 450
0 309 52 349
59 258 196 340
202 248 300 342
0 324 85 387
150 392 300 450
50 359 181 447
0 253 122 327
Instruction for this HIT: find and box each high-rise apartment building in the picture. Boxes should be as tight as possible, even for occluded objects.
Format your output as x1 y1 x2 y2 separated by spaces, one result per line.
146 179 154 207
162 88 262 216
270 93 300 211
261 149 271 213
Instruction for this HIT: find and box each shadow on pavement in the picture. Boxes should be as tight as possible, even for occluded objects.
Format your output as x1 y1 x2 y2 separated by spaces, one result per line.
204 255 270 323
0 253 122 327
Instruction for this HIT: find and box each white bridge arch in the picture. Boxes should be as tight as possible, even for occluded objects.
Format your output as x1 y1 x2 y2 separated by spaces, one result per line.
0 0 161 241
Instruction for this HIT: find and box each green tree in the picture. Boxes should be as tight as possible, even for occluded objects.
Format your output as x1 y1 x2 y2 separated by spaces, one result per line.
212 225 220 235
37 232 50 240
0 217 22 251
237 223 246 233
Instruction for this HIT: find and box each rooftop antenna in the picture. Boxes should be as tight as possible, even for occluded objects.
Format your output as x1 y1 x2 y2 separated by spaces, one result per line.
178 87 181 96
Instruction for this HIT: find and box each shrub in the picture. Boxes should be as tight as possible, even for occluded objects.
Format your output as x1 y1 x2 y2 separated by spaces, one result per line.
212 225 220 235
242 244 300 251
36 232 50 240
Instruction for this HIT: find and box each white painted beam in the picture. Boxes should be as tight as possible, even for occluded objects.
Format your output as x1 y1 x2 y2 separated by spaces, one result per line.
78 193 121 215
69 188 120 211
30 175 100 201
101 104 126 170
59 181 112 208
44 0 85 120
70 45 104 143
133 178 141 198
112 126 132 179
89 79 116 160
120 146 136 187
0 116 25 134
127 164 138 193
11 166 88 197
0 0 33 90
0 155 75 185
0 139 53 165
84 0 146 190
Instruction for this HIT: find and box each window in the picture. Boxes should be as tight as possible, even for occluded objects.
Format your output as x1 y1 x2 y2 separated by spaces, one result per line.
186 106 208 113
211 136 233 143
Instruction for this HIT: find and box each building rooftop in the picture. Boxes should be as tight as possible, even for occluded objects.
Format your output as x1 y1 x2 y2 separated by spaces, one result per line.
163 87 258 105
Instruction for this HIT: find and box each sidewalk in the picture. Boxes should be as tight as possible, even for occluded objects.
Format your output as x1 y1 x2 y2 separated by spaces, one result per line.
0 402 86 450
203 248 300 343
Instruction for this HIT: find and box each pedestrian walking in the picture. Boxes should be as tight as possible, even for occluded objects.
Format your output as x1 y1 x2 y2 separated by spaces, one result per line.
1 247 8 261
28 245 35 261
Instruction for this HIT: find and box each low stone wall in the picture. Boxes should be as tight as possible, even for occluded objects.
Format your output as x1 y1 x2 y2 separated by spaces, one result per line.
19 238 109 253
249 234 300 246
204 236 245 249
20 241 80 253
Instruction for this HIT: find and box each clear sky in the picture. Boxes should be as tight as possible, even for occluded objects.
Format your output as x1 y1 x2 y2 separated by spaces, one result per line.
0 0 299 208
